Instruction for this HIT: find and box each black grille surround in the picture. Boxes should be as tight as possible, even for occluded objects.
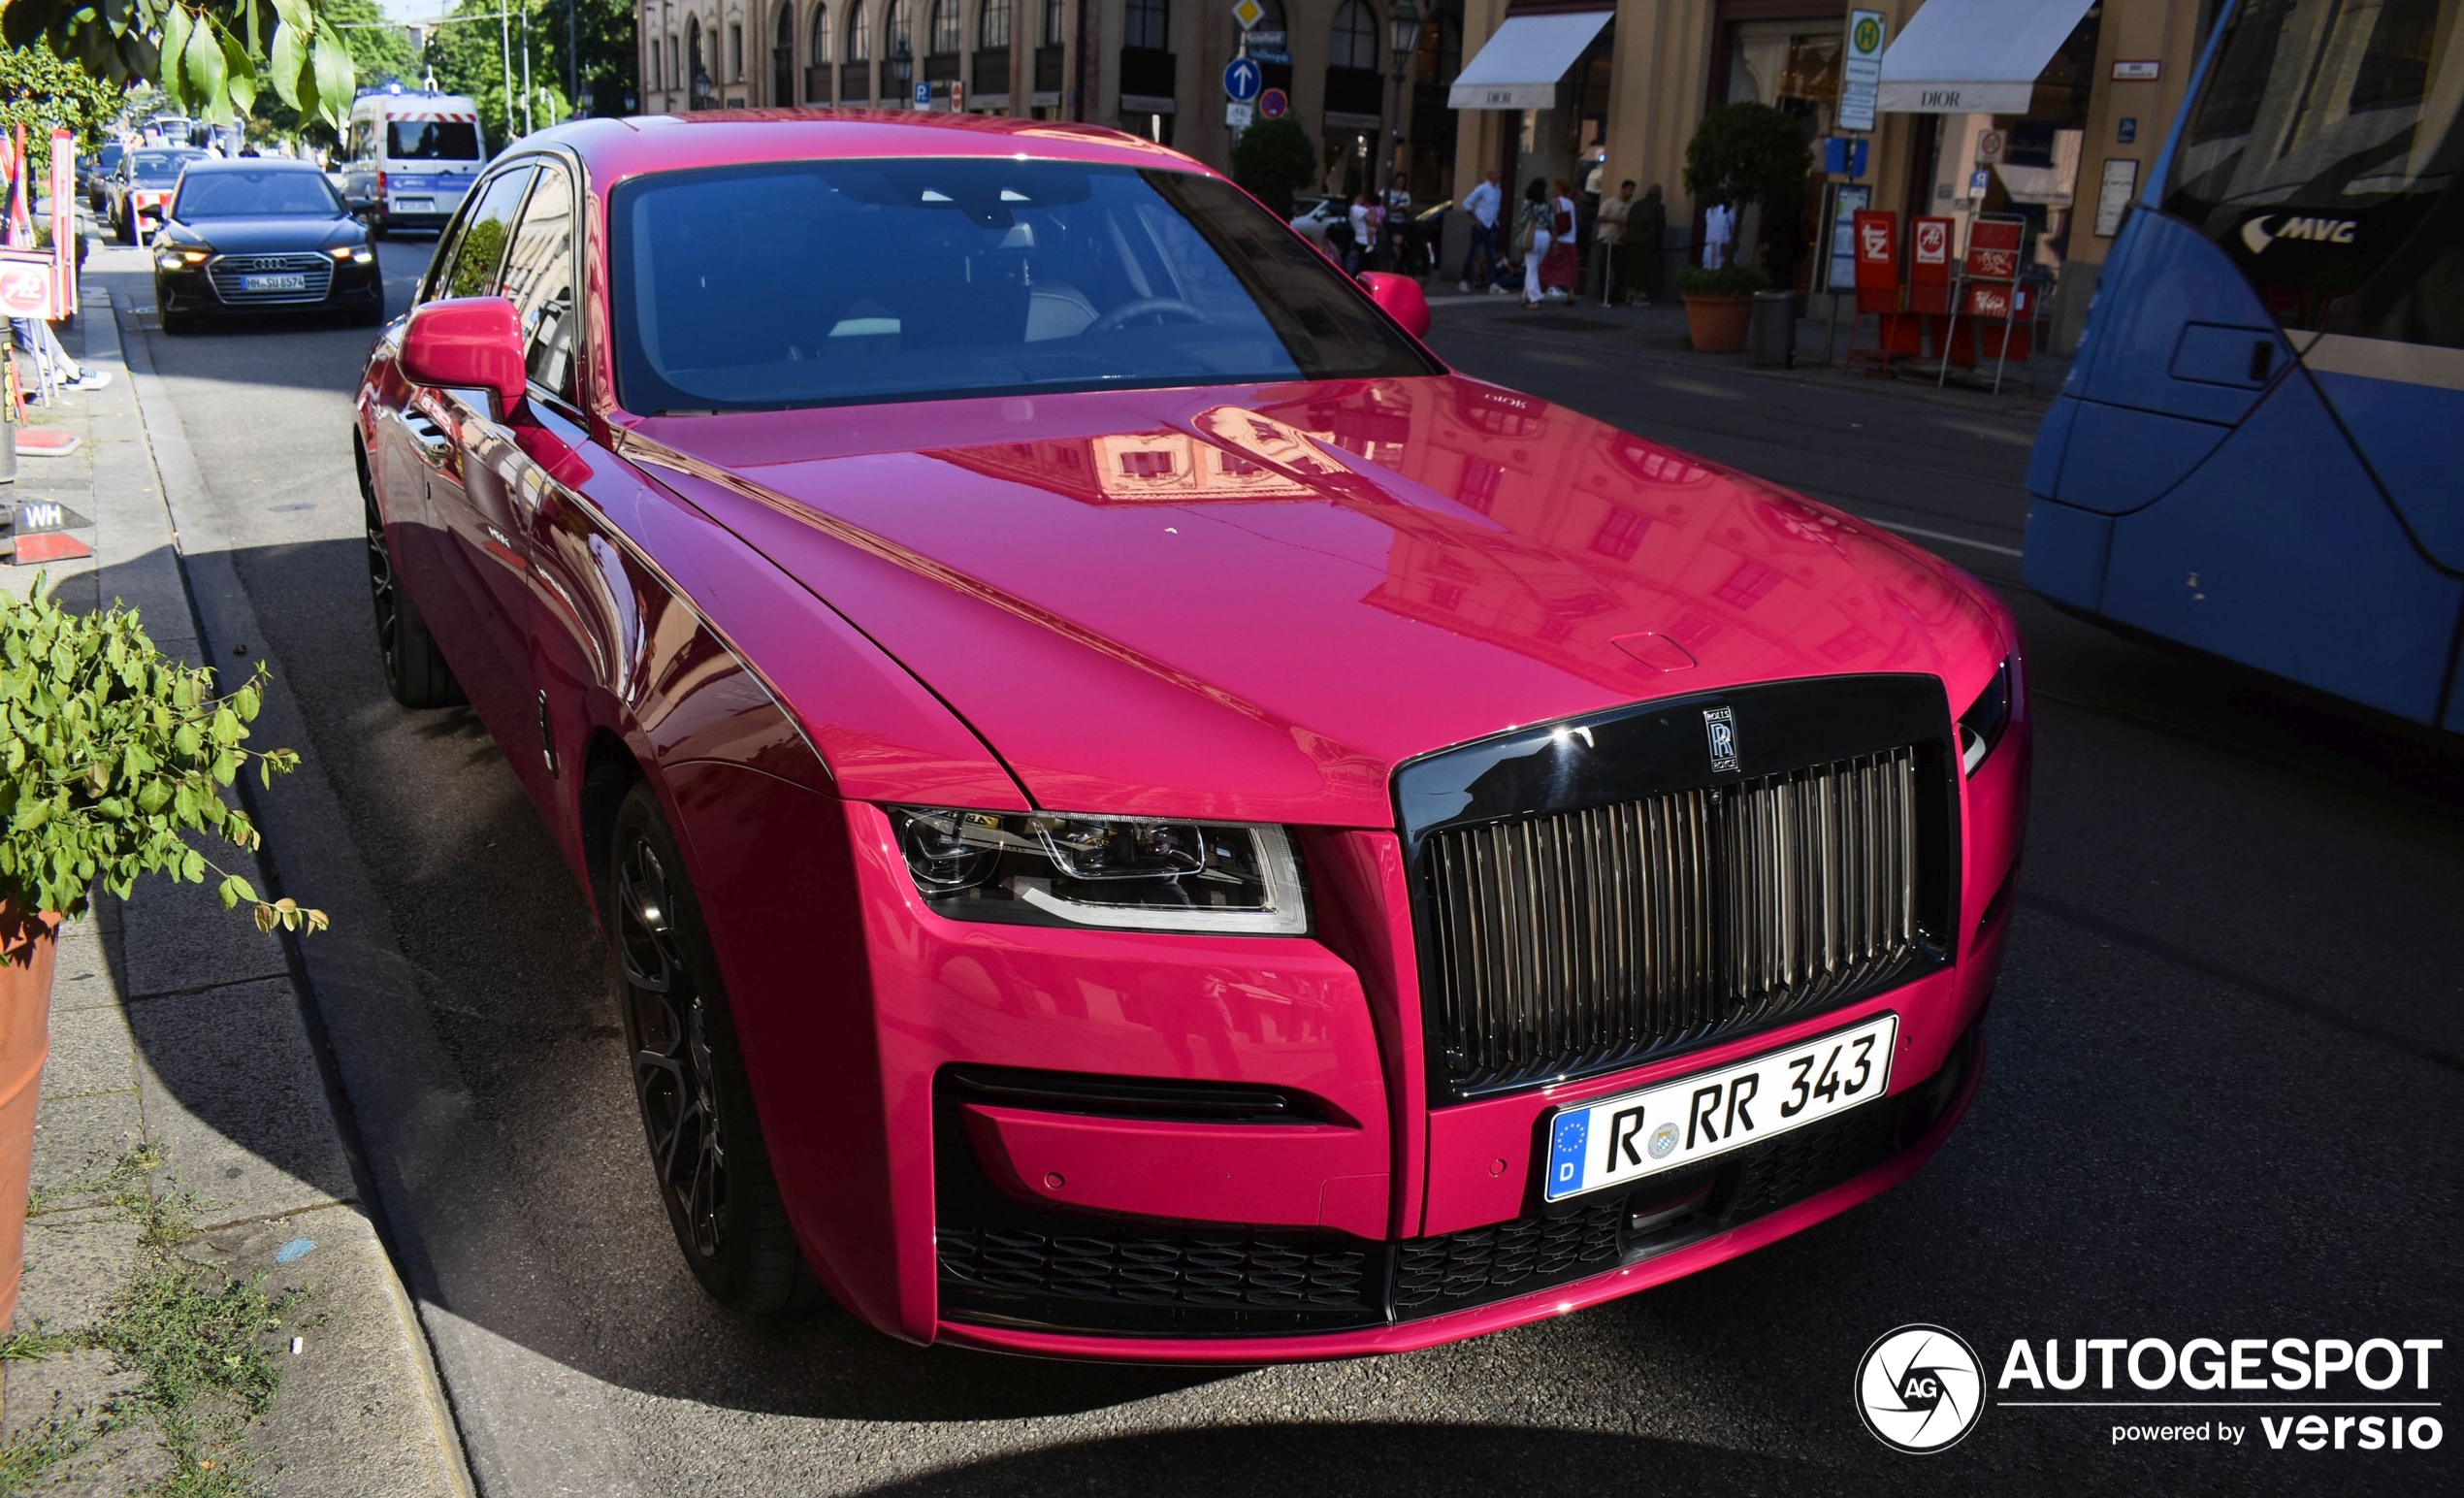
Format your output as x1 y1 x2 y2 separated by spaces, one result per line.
934 1027 1974 1338
1397 676 1961 1102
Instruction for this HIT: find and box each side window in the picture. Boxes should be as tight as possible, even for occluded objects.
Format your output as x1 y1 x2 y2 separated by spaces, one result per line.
500 163 580 404
431 166 535 303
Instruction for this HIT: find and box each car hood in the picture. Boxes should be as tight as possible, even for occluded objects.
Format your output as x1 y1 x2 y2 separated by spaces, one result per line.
626 375 2008 826
173 215 357 253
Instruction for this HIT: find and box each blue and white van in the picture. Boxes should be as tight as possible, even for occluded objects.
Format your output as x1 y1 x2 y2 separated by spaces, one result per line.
340 89 487 235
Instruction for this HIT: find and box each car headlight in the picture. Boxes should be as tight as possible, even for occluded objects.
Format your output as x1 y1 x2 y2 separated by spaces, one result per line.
156 246 209 270
331 244 374 264
1958 656 2017 775
885 806 1309 935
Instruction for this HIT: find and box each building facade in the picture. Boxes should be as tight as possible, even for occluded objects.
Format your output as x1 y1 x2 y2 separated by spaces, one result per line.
631 0 2219 344
632 0 1469 197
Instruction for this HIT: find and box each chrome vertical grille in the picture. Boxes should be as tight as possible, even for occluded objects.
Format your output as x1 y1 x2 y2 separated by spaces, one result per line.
1423 748 1925 1096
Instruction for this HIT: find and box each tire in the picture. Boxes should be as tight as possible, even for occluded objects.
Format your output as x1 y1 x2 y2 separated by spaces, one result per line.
118 209 135 245
362 478 464 707
159 308 194 336
607 782 821 1317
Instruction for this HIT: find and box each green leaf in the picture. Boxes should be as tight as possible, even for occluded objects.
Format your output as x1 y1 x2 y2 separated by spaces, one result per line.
159 5 194 110
308 34 355 129
183 15 230 122
221 30 256 115
269 0 312 36
269 21 305 110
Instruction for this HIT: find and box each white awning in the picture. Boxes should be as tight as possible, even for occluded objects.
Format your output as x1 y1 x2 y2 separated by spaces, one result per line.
1879 0 2095 114
1447 12 1614 112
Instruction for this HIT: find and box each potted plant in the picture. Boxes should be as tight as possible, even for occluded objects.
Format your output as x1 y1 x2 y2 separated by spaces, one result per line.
1676 263 1773 353
1 583 323 1323
1680 101 1813 352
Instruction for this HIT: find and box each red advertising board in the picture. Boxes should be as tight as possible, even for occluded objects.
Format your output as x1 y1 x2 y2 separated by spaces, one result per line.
1909 215 1955 315
1849 209 1902 322
0 249 55 317
1852 210 1897 291
1964 216 2024 282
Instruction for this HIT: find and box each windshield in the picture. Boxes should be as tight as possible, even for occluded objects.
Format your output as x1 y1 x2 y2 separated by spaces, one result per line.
174 169 342 219
388 121 483 161
131 152 197 186
2163 0 2460 348
609 159 1435 414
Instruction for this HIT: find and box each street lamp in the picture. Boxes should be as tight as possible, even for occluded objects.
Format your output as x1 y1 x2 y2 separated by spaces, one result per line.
1380 0 1423 233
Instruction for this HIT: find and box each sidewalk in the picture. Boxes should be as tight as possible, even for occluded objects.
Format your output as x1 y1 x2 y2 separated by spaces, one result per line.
1424 290 2071 410
2 291 472 1496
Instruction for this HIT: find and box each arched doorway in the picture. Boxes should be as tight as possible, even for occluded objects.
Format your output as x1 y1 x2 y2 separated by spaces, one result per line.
808 4 831 101
774 4 796 105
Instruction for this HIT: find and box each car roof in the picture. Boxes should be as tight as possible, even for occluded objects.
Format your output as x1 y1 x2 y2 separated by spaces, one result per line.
520 109 1209 190
179 156 322 173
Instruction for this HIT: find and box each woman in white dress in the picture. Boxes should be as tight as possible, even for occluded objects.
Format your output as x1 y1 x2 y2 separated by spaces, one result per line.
1518 179 1553 307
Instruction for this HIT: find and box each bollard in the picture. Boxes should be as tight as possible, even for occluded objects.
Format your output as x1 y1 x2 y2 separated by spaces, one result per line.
1750 290 1796 368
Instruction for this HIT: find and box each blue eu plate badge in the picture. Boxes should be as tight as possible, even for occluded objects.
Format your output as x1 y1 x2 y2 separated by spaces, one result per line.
1549 1112 1591 1196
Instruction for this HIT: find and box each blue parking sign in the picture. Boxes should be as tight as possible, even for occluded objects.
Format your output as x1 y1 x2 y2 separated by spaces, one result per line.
914 81 930 108
1223 57 1263 103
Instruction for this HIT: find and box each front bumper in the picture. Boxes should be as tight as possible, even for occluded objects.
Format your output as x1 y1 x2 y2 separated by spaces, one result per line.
155 257 383 317
939 1023 1985 1362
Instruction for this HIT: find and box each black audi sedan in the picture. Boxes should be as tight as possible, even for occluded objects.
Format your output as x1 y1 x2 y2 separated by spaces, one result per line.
151 159 384 334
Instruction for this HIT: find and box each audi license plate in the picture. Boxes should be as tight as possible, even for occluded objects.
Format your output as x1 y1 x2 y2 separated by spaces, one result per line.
243 273 308 293
1541 1013 1898 1202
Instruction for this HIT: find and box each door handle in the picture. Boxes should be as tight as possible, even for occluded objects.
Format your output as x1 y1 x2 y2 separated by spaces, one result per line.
402 409 452 466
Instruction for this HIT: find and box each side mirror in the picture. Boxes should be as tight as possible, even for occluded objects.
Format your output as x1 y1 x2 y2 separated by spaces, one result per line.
1359 272 1432 341
401 296 527 414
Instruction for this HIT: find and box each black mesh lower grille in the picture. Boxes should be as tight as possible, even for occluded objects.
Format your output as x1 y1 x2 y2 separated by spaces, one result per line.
935 1031 1970 1338
938 1227 1375 1312
1392 1201 1624 1315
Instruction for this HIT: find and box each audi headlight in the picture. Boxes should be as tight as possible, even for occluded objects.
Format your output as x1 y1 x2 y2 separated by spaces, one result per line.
885 806 1308 935
331 244 374 264
156 246 209 270
1958 656 2017 775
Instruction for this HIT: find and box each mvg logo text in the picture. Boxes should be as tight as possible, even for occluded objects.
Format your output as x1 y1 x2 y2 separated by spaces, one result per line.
2241 214 2357 253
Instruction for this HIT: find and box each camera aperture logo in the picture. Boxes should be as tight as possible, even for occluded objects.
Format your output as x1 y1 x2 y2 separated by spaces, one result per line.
1858 1324 1986 1452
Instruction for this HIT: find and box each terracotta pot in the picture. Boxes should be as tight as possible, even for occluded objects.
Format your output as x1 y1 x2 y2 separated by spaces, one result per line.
0 907 60 1328
1682 292 1755 353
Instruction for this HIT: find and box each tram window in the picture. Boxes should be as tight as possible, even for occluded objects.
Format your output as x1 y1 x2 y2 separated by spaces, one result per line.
2163 0 2460 351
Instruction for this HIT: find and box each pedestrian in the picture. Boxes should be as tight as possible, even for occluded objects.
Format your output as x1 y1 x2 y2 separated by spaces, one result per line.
1540 178 1580 301
1632 184 1667 304
1345 191 1376 274
1516 179 1552 307
1459 167 1504 293
1703 202 1735 269
1595 179 1634 306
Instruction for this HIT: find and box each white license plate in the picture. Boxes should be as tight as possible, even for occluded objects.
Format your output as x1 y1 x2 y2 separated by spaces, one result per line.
243 274 308 292
1541 1013 1899 1202
395 197 434 212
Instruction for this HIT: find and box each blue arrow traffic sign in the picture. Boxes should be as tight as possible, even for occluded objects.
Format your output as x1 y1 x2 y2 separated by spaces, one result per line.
1223 57 1263 103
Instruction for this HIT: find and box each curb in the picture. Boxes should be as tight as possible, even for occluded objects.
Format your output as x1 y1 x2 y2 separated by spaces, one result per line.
106 289 480 1498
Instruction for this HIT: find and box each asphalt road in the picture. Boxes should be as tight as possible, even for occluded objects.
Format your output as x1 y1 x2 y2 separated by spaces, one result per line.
91 242 2463 1497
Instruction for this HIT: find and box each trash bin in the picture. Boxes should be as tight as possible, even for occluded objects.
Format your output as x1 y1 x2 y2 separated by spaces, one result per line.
1750 289 1796 368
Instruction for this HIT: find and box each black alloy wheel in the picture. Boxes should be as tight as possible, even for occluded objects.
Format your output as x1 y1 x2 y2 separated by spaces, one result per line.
607 784 819 1315
361 470 462 707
